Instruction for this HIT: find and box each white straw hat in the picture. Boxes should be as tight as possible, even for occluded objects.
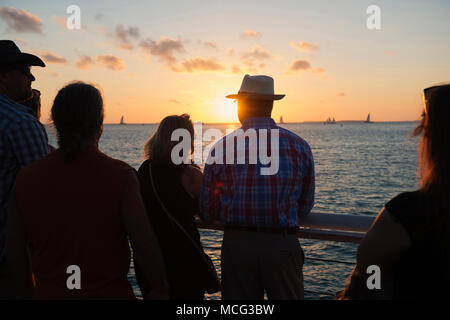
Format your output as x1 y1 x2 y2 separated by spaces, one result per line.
226 74 285 100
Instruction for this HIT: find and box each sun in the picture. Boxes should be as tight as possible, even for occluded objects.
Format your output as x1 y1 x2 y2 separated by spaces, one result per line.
211 97 238 123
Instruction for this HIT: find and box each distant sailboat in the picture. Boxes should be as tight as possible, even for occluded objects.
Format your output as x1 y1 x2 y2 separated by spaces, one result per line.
324 116 337 125
364 113 373 123
120 115 126 125
279 116 285 124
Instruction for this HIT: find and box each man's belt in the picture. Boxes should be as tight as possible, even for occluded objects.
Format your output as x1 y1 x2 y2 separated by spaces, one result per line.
224 225 299 234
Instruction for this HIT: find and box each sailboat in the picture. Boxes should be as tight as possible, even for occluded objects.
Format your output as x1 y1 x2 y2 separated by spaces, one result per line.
364 113 373 123
120 115 126 125
324 116 336 125
279 116 285 124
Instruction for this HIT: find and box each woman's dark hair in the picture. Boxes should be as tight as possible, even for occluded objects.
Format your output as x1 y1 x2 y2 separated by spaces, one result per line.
51 82 104 161
143 114 194 165
414 84 450 195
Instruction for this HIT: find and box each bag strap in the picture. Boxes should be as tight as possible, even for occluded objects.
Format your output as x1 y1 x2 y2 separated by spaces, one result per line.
148 162 205 255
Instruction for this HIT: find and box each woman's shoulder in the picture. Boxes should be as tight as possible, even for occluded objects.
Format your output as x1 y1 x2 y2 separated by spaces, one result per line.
137 159 151 173
181 164 203 183
384 190 431 242
385 190 426 215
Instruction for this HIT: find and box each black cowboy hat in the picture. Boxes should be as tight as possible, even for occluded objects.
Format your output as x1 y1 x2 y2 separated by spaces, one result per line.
0 40 45 67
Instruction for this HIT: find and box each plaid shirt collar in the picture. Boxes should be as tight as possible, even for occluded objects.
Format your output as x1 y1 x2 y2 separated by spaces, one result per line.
0 93 34 115
241 117 277 130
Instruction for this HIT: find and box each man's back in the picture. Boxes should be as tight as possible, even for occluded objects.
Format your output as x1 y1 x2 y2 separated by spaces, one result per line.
0 93 48 261
200 117 315 228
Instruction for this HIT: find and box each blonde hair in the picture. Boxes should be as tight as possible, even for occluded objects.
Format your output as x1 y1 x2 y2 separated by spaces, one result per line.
143 114 194 165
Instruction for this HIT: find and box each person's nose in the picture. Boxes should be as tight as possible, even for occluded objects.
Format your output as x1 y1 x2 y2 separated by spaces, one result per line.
29 72 35 82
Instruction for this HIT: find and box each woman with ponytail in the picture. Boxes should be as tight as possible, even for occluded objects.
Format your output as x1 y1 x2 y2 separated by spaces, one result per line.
6 82 168 300
337 84 450 299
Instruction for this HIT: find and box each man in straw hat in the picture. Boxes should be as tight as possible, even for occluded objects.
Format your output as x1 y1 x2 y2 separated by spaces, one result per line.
200 74 315 299
0 40 48 298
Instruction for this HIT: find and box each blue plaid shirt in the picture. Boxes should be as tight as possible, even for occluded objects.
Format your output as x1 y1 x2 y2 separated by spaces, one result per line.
200 117 315 228
0 93 48 261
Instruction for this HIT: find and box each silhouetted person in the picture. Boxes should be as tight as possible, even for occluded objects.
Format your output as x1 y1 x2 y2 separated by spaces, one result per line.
136 114 212 300
337 84 450 299
0 40 48 299
200 75 315 300
6 82 168 299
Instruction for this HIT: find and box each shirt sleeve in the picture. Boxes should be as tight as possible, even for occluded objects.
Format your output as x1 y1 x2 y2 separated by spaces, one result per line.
298 145 315 216
199 153 222 222
7 119 48 168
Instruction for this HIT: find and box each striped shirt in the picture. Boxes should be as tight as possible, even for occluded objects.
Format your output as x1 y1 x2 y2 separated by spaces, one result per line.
200 117 315 228
0 93 48 261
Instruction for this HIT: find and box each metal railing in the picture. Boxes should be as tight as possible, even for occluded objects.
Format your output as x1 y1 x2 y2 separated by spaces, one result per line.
196 211 375 243
196 212 375 298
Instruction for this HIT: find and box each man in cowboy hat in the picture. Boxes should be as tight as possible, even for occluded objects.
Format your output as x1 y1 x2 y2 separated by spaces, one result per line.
200 74 315 300
0 40 48 298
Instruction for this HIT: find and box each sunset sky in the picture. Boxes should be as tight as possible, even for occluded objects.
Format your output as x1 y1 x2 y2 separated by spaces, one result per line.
1 0 449 123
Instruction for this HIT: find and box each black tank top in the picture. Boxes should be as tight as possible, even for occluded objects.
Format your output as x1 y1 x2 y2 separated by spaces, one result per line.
136 159 206 298
386 191 450 299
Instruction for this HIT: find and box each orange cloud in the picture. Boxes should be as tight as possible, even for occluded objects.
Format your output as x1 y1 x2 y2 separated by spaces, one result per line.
114 24 140 50
289 59 311 71
290 40 318 52
41 51 68 64
175 57 225 73
0 7 43 34
199 41 217 49
241 45 273 61
241 30 260 38
139 37 185 66
96 55 126 71
75 55 95 70
287 60 326 77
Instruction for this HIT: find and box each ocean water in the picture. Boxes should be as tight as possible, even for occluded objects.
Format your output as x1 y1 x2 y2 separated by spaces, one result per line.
46 121 420 300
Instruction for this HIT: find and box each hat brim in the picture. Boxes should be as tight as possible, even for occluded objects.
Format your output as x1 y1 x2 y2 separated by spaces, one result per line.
226 93 285 100
1 53 46 67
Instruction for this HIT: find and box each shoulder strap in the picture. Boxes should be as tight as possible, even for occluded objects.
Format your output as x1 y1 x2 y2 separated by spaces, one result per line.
148 162 204 254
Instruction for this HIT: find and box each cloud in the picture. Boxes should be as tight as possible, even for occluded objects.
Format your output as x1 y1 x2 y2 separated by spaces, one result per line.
139 37 185 66
96 55 126 71
290 41 318 52
75 55 95 70
41 51 68 64
312 67 326 74
289 59 311 71
0 7 43 34
337 92 346 97
169 99 181 104
241 30 260 38
50 15 66 29
114 24 140 50
175 57 225 73
383 50 395 56
231 65 242 74
241 45 273 61
287 59 326 77
199 40 217 49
